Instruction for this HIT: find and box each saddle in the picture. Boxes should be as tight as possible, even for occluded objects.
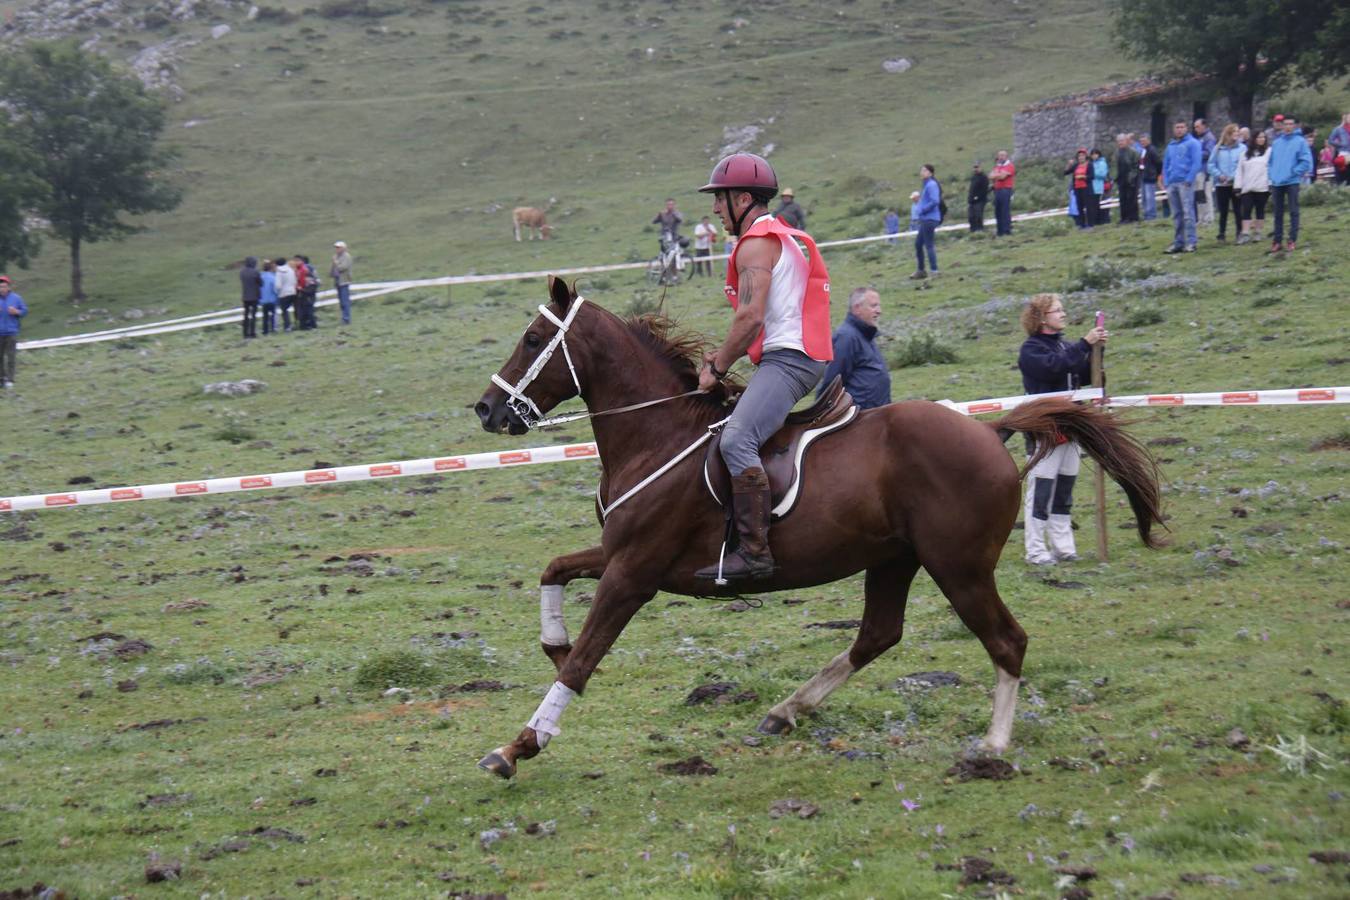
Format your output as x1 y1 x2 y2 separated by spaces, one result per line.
704 375 858 520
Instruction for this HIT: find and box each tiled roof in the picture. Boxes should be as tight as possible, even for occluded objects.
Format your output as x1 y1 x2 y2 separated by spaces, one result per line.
1019 75 1212 113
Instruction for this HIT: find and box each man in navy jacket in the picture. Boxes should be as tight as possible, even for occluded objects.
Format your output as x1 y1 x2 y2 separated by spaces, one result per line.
819 287 890 409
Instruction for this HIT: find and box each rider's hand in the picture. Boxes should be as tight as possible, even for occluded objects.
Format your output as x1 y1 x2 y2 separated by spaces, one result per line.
698 364 719 393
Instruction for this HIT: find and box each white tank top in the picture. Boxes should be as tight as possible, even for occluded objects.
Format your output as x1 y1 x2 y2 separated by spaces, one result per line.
756 215 809 355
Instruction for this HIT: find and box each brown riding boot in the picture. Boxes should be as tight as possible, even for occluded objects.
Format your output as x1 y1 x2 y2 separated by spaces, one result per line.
695 467 776 581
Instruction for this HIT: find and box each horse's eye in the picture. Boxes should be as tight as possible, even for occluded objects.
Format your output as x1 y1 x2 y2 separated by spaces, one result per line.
524 332 542 350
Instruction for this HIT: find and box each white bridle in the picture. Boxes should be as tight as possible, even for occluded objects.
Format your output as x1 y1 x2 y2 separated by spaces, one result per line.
490 296 587 428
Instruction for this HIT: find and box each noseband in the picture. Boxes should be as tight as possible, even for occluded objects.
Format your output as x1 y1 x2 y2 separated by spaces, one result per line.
490 296 588 428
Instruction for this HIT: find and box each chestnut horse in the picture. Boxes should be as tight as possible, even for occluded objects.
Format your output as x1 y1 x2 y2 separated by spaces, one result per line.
473 277 1163 778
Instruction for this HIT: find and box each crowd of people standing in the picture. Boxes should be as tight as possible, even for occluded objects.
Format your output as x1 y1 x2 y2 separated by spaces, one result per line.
238 242 353 338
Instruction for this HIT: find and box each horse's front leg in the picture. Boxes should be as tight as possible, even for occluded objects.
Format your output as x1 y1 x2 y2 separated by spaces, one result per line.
538 545 606 673
479 563 653 779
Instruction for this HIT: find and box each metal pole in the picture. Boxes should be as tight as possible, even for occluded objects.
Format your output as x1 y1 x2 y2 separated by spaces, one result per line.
1091 310 1108 561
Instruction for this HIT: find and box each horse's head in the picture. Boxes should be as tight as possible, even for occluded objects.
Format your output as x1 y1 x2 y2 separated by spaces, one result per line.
476 276 585 435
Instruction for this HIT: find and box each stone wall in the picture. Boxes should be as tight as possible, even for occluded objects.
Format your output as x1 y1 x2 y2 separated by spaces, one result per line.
1012 105 1097 161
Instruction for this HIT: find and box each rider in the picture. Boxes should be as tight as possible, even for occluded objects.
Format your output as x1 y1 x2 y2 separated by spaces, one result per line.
694 153 833 582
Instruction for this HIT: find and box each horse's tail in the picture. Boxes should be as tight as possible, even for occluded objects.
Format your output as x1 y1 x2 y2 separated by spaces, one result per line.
992 397 1167 549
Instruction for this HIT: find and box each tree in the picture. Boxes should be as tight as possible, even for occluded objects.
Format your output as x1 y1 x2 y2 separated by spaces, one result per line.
0 41 182 300
1113 0 1350 129
0 142 44 273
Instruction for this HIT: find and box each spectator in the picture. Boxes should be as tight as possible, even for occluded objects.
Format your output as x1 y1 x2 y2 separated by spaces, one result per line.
0 275 27 390
882 208 901 244
1193 118 1217 224
652 198 684 240
1207 123 1246 242
1064 149 1093 229
991 149 1016 236
302 255 320 328
967 161 989 231
1017 293 1108 565
259 259 279 335
331 240 353 325
239 255 261 339
1302 130 1318 184
274 256 297 332
1090 149 1109 225
1234 128 1271 245
1267 114 1314 254
819 286 890 410
1114 134 1140 223
1163 120 1202 253
909 165 941 280
692 216 717 277
291 256 315 330
1329 113 1350 185
722 232 737 277
773 187 806 229
1137 135 1162 220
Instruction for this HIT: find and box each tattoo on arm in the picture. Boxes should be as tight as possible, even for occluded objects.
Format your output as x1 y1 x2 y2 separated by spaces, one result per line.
736 264 773 301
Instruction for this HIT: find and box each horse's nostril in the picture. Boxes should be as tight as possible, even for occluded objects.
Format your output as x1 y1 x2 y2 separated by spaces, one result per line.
474 401 492 423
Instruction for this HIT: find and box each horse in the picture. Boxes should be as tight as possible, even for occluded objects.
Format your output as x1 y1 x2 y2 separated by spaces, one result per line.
472 277 1164 779
512 207 552 241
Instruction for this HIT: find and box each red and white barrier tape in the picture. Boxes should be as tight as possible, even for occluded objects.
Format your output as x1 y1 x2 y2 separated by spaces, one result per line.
3 386 1344 514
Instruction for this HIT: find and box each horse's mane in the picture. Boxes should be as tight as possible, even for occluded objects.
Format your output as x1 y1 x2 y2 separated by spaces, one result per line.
622 313 741 405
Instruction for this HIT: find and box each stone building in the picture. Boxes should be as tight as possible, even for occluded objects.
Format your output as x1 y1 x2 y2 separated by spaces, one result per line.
1013 76 1265 161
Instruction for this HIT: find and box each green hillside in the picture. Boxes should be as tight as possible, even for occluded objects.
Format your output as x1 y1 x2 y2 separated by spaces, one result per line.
8 0 1157 335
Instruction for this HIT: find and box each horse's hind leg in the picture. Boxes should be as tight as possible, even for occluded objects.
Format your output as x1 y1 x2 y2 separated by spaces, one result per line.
926 564 1026 753
760 555 920 735
539 545 606 673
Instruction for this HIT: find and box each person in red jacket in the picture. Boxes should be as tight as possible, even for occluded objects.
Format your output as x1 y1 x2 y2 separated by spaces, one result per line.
693 152 832 583
991 150 1016 236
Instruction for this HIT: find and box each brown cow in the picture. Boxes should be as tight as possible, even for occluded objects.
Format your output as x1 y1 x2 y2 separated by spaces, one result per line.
512 207 552 241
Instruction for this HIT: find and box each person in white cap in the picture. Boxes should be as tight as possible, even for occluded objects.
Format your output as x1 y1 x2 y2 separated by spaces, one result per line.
331 241 354 324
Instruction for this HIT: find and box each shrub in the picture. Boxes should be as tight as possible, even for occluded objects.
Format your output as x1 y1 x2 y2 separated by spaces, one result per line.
1298 181 1350 209
317 0 400 18
353 650 441 690
626 290 662 317
254 5 297 22
890 333 958 368
1066 256 1160 292
1122 307 1164 328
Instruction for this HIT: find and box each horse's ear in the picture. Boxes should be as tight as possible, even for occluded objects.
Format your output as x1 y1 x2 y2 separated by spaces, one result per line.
547 274 575 312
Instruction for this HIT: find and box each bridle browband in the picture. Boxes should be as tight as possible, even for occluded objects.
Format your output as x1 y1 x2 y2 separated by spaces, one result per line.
489 295 707 429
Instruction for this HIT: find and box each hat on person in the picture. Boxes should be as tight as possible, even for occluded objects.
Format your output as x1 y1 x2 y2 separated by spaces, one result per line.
781 187 794 198
1272 115 1285 123
334 240 347 248
1077 147 1088 154
0 276 10 284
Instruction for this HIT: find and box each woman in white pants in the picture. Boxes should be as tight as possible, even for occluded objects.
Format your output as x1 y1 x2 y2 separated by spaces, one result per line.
1016 294 1109 565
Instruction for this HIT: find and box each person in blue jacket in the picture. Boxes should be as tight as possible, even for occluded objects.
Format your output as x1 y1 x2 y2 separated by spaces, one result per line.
1017 293 1108 565
1207 123 1247 242
1162 120 1203 253
0 276 27 390
909 164 942 280
818 287 890 410
1266 114 1314 254
1090 149 1110 225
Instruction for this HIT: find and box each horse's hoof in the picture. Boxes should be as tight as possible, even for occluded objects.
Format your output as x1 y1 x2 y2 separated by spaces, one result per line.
477 751 516 779
757 714 794 736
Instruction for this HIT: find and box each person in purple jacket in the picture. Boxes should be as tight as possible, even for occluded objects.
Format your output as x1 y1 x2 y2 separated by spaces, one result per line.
1016 293 1108 565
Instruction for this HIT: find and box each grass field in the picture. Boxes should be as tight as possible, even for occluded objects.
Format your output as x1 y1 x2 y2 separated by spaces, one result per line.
2 0 1349 897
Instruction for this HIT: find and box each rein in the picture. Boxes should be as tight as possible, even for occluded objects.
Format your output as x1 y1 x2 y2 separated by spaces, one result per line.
491 293 729 518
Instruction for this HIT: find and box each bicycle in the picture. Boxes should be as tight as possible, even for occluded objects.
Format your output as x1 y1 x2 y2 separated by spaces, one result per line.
646 231 692 286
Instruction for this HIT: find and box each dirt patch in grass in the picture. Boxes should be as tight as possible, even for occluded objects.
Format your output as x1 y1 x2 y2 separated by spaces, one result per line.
947 757 1017 781
344 699 478 725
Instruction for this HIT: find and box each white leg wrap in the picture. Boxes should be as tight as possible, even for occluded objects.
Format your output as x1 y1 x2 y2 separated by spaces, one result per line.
526 681 576 748
981 666 1020 753
540 584 569 647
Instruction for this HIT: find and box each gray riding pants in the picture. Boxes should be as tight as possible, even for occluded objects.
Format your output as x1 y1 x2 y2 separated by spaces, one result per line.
720 348 827 476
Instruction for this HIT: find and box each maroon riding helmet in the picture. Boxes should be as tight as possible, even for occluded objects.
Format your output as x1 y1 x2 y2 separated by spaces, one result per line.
700 152 779 235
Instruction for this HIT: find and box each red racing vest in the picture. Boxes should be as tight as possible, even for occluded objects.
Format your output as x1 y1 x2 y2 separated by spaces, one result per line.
724 216 832 364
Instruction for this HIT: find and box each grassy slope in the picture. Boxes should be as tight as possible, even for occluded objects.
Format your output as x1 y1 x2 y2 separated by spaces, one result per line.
2 1 1349 897
15 0 1145 338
